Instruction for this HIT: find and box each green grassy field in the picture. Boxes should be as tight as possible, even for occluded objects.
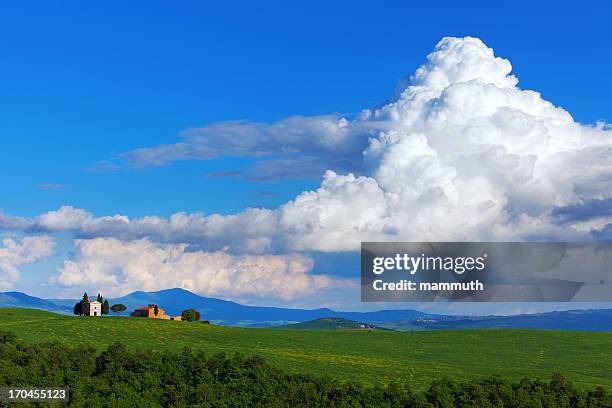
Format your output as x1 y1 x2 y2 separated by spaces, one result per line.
279 317 391 330
1 308 611 390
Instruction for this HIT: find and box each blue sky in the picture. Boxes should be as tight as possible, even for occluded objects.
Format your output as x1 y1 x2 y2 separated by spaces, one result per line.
0 1 611 312
1 1 610 217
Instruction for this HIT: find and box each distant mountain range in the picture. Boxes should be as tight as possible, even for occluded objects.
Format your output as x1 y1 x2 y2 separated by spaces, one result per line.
0 288 425 326
0 292 73 313
106 288 427 325
2 288 612 331
401 309 612 332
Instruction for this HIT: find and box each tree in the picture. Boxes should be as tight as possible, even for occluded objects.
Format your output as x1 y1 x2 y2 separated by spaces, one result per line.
81 292 90 316
110 304 127 313
97 293 103 303
154 305 159 316
73 302 83 316
102 299 110 315
181 309 194 321
181 308 200 321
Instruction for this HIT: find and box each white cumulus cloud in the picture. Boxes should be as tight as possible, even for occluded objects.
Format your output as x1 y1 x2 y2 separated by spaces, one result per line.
51 237 334 299
0 235 55 289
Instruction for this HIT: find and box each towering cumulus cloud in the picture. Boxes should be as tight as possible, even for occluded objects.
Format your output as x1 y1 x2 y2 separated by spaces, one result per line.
1 37 610 297
278 36 612 250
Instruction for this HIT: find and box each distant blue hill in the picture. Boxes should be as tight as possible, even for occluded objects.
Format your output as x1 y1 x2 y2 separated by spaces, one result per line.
410 309 612 332
0 292 72 313
1 288 612 331
108 288 427 325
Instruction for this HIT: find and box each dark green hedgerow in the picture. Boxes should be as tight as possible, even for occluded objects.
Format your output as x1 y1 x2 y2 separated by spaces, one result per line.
0 330 610 407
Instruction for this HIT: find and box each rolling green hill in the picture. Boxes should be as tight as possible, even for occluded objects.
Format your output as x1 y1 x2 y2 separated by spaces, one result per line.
279 317 391 330
1 308 611 391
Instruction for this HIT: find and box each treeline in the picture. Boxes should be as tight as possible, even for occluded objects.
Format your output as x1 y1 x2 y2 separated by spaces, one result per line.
0 330 610 407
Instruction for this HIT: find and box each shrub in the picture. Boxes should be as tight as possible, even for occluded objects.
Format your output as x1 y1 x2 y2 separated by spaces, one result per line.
110 304 127 313
181 308 200 321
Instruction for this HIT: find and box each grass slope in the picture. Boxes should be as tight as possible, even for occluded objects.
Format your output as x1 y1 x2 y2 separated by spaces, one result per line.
279 317 390 330
1 308 611 391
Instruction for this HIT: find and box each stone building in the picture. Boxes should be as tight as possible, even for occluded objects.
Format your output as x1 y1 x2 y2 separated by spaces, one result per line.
89 300 102 317
130 304 178 320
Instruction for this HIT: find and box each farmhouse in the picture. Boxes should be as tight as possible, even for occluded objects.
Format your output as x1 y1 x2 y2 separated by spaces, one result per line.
89 300 102 317
130 304 179 320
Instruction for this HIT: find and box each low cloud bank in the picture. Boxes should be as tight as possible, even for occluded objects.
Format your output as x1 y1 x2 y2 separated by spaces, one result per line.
51 237 334 299
0 236 55 290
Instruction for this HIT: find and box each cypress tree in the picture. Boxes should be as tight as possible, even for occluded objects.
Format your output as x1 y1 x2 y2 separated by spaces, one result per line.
81 292 90 316
73 302 82 316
